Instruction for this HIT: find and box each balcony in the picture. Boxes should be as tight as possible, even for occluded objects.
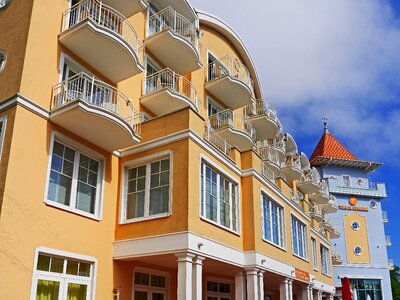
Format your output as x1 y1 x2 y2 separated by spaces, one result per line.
208 110 255 152
205 56 254 110
204 125 231 157
308 181 330 205
256 144 280 175
103 0 148 17
382 211 388 223
389 259 394 270
145 7 202 75
330 226 341 239
291 190 304 206
326 178 387 198
386 235 391 247
244 99 280 140
59 0 144 83
280 153 302 181
50 72 141 151
141 68 199 116
309 204 323 222
320 218 334 231
332 252 343 265
297 167 321 194
262 161 276 183
321 195 338 214
271 133 286 161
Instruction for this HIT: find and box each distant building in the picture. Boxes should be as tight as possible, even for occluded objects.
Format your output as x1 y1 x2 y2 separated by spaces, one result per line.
311 124 393 300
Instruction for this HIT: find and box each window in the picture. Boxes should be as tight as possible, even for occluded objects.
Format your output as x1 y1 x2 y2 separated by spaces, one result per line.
0 0 12 10
0 116 6 160
352 221 360 231
349 279 382 300
320 245 331 275
262 195 284 247
207 97 223 117
342 175 351 188
206 279 232 300
0 49 6 73
133 268 169 300
123 157 171 222
200 162 238 232
31 250 95 300
311 237 318 270
46 139 103 218
291 216 308 259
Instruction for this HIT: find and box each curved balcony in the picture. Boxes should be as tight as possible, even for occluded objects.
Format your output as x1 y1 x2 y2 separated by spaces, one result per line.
256 144 280 175
321 195 338 214
205 56 254 110
141 68 199 116
50 72 141 151
244 99 280 140
262 161 276 183
204 125 231 157
103 0 148 17
332 252 343 265
284 133 298 154
309 204 324 222
330 227 341 239
272 133 286 161
297 167 321 194
320 218 334 231
309 181 330 205
291 190 304 206
280 153 302 181
145 7 202 75
208 109 255 152
59 0 144 83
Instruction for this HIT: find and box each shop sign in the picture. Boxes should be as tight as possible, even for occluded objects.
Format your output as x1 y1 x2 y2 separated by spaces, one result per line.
295 268 310 281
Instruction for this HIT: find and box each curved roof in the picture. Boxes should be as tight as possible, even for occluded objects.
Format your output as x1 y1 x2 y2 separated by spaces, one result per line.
195 10 263 99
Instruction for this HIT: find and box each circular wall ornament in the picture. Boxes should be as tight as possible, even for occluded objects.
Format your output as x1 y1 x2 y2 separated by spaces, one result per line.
354 246 363 256
369 200 378 209
351 221 360 231
349 197 358 206
0 0 13 10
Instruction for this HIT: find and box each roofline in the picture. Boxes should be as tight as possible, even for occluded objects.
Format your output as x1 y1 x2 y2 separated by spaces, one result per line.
195 9 263 99
311 156 382 172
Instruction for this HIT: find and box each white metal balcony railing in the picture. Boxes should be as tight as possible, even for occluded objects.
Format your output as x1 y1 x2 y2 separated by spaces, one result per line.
273 134 286 153
52 72 141 133
298 167 321 185
204 125 231 157
143 68 200 110
386 235 392 247
310 204 323 219
382 210 388 223
208 56 254 93
291 190 304 205
389 259 394 270
147 6 201 59
244 98 278 122
257 144 280 166
262 162 276 182
282 153 301 170
319 180 330 197
62 0 144 64
208 109 256 141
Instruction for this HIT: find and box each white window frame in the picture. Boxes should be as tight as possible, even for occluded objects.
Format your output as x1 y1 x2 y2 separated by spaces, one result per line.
342 174 351 188
311 237 318 271
120 150 173 224
30 247 97 300
206 96 224 118
261 192 285 249
132 266 170 300
320 244 331 275
291 214 309 260
44 131 105 220
0 115 7 161
206 277 233 300
59 53 95 82
199 156 240 234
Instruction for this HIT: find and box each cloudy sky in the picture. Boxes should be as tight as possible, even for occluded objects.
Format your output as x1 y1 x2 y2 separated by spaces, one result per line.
189 0 400 262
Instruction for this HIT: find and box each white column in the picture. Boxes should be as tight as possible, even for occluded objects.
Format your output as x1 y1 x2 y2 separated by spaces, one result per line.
280 279 293 300
308 285 314 300
329 294 334 300
246 268 259 300
176 252 195 300
235 271 245 300
258 270 265 300
300 285 313 300
318 290 323 300
192 255 204 300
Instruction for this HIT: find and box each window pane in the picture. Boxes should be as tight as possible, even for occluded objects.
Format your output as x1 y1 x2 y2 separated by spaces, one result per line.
37 255 51 272
127 192 145 219
79 262 91 277
152 293 164 300
36 279 60 300
135 272 150 286
151 161 160 174
149 186 169 215
66 260 79 275
207 281 218 292
67 283 87 300
151 274 166 288
48 171 72 206
76 182 96 214
135 291 148 300
50 257 64 273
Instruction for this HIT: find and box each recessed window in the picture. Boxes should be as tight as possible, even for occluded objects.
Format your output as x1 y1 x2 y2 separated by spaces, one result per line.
0 0 12 10
31 250 95 300
206 279 232 300
369 200 378 209
291 216 308 259
133 267 169 300
351 221 360 231
354 246 363 255
200 161 239 232
262 195 285 247
46 139 104 219
123 157 171 222
320 245 331 275
0 50 6 73
311 237 318 270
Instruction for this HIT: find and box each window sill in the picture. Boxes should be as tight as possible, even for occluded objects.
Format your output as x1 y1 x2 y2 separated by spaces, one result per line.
45 200 101 221
262 238 286 252
200 216 240 236
121 212 171 224
321 272 332 278
292 252 309 263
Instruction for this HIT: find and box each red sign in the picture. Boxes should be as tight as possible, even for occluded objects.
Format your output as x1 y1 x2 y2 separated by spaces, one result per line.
295 268 310 282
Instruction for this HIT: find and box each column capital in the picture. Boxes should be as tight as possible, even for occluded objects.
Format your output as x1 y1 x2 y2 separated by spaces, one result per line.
193 255 205 265
245 267 260 276
258 269 265 276
175 252 196 263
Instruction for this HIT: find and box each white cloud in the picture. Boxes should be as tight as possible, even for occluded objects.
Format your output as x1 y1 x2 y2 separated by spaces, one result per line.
190 0 400 163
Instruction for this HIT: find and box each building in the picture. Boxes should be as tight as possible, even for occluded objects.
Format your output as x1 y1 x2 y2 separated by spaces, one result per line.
310 123 393 300
0 0 337 299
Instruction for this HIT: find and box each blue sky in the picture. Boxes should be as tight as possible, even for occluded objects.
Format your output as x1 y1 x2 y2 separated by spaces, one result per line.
190 0 400 264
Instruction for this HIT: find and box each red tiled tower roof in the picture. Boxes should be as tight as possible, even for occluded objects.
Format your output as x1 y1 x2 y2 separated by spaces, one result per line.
310 130 357 162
